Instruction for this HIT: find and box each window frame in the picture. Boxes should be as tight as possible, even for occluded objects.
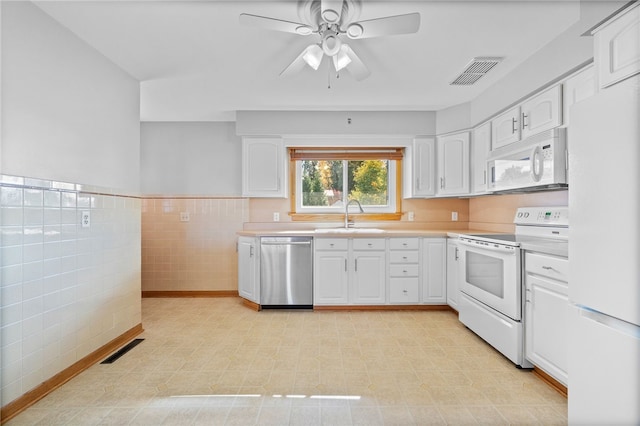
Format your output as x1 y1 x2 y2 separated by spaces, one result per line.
288 147 403 222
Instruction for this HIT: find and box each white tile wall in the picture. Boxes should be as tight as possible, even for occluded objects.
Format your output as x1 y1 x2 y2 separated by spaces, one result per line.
0 177 141 406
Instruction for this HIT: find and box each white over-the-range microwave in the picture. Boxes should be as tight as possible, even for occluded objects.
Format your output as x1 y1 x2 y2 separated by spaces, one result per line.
488 128 567 193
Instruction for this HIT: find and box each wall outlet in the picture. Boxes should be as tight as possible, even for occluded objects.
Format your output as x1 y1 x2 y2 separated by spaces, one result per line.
451 211 458 221
407 211 415 221
81 211 90 228
180 212 190 222
273 212 280 222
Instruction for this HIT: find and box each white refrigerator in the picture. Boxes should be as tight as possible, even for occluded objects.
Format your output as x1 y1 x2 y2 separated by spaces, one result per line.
568 74 640 424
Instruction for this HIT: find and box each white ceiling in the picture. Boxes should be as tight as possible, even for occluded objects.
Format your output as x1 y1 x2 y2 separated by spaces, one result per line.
34 0 581 121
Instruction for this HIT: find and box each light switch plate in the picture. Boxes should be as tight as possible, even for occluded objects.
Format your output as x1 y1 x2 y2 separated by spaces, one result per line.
273 212 280 222
408 211 415 221
451 211 458 221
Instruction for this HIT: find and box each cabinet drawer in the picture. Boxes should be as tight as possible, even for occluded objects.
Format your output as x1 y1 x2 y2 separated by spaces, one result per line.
389 264 419 277
352 238 386 251
315 238 348 251
389 238 419 250
525 252 568 282
389 251 419 264
389 278 419 303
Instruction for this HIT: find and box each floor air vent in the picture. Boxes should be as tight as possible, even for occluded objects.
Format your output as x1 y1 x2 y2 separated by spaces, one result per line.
101 338 144 364
450 57 503 86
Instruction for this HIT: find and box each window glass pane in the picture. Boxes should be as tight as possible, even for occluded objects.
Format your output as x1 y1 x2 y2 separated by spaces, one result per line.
348 160 389 207
301 160 343 207
465 252 504 298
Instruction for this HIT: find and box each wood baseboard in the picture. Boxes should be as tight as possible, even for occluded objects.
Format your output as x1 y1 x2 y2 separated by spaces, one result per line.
142 290 238 298
313 305 453 311
0 323 144 425
241 298 261 311
533 367 568 398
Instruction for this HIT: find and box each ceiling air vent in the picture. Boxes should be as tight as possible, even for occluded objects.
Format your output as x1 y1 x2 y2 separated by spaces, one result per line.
450 57 503 86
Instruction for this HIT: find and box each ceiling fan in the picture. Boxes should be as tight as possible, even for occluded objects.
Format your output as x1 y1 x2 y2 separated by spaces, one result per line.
239 0 420 81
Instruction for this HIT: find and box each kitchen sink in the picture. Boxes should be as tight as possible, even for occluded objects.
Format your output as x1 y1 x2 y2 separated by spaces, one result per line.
314 228 386 234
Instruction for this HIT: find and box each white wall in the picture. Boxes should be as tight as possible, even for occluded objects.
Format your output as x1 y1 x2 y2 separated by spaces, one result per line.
140 121 242 196
1 2 140 192
236 111 436 136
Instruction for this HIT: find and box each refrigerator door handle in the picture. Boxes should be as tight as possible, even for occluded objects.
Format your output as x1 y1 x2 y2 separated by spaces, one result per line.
579 306 640 339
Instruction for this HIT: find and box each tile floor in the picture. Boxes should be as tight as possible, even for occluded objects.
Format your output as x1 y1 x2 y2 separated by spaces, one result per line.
6 298 567 425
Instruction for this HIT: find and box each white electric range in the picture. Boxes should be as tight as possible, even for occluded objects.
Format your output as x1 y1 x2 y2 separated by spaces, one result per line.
456 206 568 367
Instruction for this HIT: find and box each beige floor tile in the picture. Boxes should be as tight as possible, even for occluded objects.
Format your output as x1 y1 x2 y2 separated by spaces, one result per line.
5 298 568 426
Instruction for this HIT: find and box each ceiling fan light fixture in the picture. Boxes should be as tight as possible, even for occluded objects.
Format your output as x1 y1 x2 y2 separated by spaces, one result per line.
322 9 340 23
321 31 342 56
332 50 352 71
303 44 324 70
346 23 363 39
295 25 313 35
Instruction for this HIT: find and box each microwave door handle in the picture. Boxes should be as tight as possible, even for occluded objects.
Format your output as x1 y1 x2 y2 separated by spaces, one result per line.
458 239 517 254
530 145 543 182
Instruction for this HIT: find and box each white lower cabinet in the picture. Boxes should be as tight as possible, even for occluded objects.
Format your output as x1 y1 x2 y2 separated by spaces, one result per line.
314 238 386 306
351 239 386 304
524 251 569 386
238 236 260 304
314 239 349 305
389 238 420 304
446 238 460 310
421 238 447 304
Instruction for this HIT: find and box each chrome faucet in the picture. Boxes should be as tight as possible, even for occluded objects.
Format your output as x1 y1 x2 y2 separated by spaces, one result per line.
344 199 364 228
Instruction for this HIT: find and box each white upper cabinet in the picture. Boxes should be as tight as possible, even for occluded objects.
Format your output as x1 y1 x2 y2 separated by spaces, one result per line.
594 3 640 88
491 106 521 150
520 85 563 140
563 65 598 127
490 85 562 150
404 137 436 198
242 137 286 197
471 122 491 194
437 131 470 196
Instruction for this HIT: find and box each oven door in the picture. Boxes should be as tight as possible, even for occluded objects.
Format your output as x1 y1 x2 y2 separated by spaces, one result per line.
458 238 521 320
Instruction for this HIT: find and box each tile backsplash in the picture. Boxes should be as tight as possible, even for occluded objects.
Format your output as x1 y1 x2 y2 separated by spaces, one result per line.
0 176 141 406
141 198 248 292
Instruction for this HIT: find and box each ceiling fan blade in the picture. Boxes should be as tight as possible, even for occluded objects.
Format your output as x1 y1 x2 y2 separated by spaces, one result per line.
346 13 420 39
240 13 313 35
342 45 370 81
280 45 324 77
321 0 343 24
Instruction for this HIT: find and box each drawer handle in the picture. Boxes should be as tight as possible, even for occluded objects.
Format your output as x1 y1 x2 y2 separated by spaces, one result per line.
402 256 408 260
367 243 373 247
402 243 408 246
403 270 408 273
329 243 334 247
542 266 554 270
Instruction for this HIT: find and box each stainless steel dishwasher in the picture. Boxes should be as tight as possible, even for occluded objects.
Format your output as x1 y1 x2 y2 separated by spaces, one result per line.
260 236 313 308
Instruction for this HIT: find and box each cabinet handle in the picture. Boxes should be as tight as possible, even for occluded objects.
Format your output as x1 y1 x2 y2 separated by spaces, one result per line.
440 177 444 189
511 117 518 134
344 259 347 272
249 245 254 257
454 247 459 261
403 290 408 294
522 112 528 129
416 178 420 190
542 266 554 271
403 270 408 274
355 259 358 271
483 170 486 185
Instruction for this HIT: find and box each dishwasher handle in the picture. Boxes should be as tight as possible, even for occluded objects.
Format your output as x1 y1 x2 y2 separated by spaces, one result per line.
260 240 312 246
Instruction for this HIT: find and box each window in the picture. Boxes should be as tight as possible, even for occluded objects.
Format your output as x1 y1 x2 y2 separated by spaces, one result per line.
289 147 403 221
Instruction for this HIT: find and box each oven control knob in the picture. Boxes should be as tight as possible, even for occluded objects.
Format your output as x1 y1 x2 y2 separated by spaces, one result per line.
518 212 523 218
524 212 529 218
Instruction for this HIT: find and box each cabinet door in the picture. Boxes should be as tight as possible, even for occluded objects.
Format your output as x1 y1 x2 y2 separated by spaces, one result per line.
525 274 569 385
446 239 460 309
422 238 447 304
521 85 562 140
351 251 386 304
563 65 597 127
314 251 349 305
238 237 259 303
412 137 436 197
437 132 470 196
471 123 491 194
595 4 640 88
242 138 285 197
491 106 521 150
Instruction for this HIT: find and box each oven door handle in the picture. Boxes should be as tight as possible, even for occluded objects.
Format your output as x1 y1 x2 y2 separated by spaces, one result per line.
458 239 518 255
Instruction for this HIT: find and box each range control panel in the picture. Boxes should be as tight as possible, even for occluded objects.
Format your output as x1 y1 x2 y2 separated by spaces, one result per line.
514 206 569 226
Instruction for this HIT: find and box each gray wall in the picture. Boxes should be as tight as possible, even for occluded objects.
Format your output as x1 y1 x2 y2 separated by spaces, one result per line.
140 121 242 196
1 1 140 192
